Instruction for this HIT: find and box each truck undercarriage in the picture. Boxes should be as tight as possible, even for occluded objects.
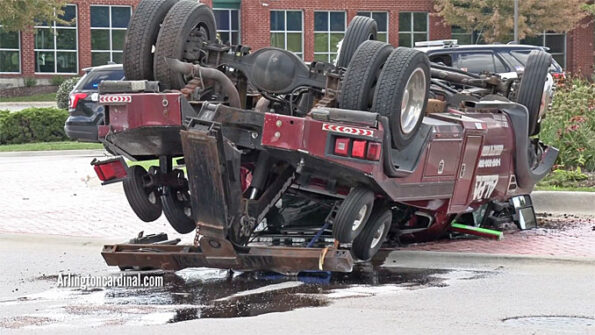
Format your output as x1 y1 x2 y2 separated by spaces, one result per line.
92 0 558 273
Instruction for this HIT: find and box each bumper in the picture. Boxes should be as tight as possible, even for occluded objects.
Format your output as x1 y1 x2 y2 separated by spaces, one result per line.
64 120 100 142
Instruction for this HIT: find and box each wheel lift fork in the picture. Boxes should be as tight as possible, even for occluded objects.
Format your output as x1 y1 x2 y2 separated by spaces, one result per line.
101 120 354 273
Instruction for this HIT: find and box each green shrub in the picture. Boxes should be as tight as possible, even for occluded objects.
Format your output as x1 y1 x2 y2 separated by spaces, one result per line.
23 77 37 87
51 76 68 87
0 107 69 144
56 77 80 109
539 77 595 171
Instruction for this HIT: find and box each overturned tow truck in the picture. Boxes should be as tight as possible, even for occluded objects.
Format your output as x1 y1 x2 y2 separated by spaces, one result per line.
93 0 558 273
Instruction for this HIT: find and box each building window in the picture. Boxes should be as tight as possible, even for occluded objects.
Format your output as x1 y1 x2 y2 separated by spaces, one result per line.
398 12 428 47
356 12 388 42
34 4 78 73
451 26 484 45
270 10 303 58
91 5 131 66
214 9 240 45
0 27 20 73
314 11 345 62
522 32 566 68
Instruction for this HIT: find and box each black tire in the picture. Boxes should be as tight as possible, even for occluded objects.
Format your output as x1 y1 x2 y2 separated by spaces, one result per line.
372 48 430 149
123 0 179 81
333 187 375 243
154 1 217 89
516 50 552 136
340 40 393 111
161 186 195 234
122 166 162 222
336 16 377 68
352 207 392 261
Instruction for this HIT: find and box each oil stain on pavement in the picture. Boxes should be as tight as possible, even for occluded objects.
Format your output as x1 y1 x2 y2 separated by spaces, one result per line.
0 258 487 329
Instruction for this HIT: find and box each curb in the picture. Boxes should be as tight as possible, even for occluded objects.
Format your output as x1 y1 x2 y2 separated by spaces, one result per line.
531 191 595 216
381 250 595 268
0 149 107 158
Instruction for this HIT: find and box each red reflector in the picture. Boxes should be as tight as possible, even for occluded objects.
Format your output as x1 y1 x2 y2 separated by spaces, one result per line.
352 140 367 158
334 137 350 156
366 142 382 161
69 93 88 109
94 161 127 181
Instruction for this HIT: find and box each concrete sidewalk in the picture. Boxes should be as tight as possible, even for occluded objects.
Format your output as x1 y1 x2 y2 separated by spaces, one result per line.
0 101 57 112
532 191 595 216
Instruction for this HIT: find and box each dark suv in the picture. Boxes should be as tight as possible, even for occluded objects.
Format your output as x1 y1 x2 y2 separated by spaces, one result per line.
415 41 565 77
64 64 124 142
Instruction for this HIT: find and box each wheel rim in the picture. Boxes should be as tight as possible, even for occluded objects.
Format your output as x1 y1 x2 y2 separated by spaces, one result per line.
352 204 368 231
400 67 426 135
370 223 386 249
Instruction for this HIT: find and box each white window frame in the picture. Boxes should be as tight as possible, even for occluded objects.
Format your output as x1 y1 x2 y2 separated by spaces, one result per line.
34 4 78 74
398 12 429 48
0 26 21 74
213 8 241 45
314 10 346 63
270 10 304 59
356 11 389 42
90 5 132 66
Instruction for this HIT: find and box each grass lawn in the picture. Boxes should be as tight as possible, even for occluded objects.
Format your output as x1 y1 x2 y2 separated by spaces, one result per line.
0 92 57 103
0 141 103 152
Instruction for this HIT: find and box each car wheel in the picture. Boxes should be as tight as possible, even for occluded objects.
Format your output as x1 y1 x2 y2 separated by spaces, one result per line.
335 16 377 68
333 186 375 243
161 185 196 234
340 40 393 111
372 47 430 149
516 50 552 136
122 166 162 222
352 207 392 261
153 0 217 89
123 0 179 81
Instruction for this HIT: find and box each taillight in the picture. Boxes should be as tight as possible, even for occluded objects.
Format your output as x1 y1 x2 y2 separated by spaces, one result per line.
69 92 88 109
552 72 566 80
333 137 381 161
366 142 382 161
334 137 350 156
91 158 127 182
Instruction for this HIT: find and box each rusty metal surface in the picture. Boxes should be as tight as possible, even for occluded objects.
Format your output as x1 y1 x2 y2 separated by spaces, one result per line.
101 244 353 273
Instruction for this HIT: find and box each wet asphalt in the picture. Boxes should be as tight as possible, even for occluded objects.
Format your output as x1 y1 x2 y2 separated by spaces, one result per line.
1 234 594 334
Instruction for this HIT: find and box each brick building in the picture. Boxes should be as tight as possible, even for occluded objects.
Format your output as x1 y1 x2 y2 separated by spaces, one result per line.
0 0 593 87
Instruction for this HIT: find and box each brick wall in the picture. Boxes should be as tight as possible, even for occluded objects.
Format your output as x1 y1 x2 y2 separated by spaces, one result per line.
0 0 592 82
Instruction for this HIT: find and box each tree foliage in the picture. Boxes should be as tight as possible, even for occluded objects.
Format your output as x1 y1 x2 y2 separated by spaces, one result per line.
434 0 589 43
0 0 70 32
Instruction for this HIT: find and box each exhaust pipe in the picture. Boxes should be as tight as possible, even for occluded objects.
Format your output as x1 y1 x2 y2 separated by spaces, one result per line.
165 58 241 108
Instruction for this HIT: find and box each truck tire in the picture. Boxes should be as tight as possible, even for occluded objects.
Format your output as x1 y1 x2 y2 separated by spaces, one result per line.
123 166 162 222
372 48 430 149
333 186 375 243
161 186 196 234
335 16 377 68
123 0 179 81
340 40 393 111
154 0 217 89
352 207 391 261
516 50 552 136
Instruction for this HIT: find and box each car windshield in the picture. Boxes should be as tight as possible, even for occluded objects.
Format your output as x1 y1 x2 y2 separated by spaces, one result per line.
77 69 125 90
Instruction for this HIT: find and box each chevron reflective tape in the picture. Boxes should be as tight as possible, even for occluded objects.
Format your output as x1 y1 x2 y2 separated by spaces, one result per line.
99 95 132 104
322 123 374 137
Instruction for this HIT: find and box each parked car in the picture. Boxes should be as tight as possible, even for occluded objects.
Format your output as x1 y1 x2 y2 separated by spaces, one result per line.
64 64 124 142
414 40 565 76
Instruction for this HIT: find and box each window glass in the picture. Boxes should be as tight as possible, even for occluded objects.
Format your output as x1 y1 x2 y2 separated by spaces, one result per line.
0 27 20 73
398 12 428 47
91 6 132 66
456 52 495 73
34 4 77 73
357 12 388 42
521 32 566 68
78 69 125 90
270 10 303 58
314 11 345 63
214 9 240 45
